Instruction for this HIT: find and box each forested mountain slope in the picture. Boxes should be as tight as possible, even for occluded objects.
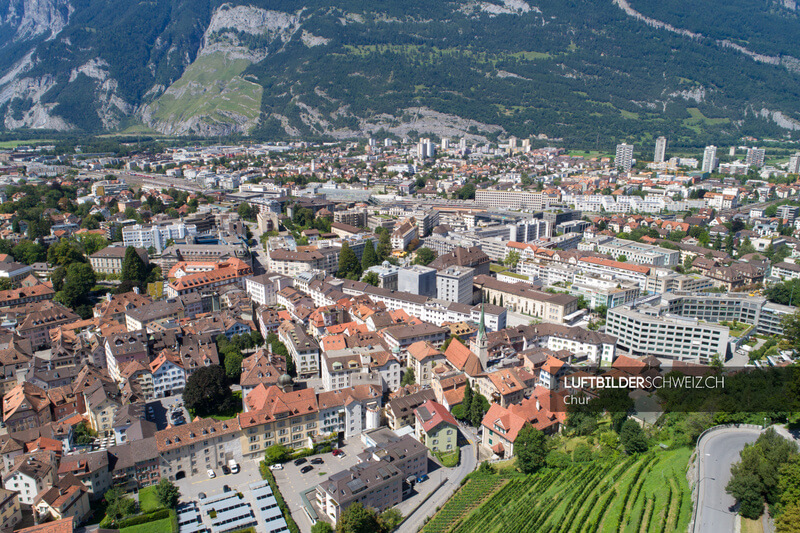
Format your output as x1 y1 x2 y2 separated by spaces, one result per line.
1 0 799 145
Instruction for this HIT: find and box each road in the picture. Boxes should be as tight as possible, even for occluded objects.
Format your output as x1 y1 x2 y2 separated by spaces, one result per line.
401 426 478 533
695 427 762 533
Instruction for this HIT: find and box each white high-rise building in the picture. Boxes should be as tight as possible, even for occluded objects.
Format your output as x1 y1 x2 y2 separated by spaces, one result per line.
746 147 766 168
702 145 718 173
788 152 800 174
459 138 467 152
615 143 634 172
384 138 393 147
441 138 450 150
654 136 667 163
417 138 435 159
729 146 736 156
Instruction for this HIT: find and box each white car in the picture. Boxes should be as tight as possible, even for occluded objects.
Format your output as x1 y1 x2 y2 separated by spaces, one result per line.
207 469 216 478
269 464 283 471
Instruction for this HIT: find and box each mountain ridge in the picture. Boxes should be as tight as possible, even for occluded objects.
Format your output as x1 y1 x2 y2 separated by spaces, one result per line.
1 0 800 145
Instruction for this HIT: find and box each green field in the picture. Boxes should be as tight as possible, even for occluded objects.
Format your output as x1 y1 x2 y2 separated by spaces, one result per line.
138 486 161 513
147 52 263 133
683 107 730 133
0 140 54 148
422 448 692 533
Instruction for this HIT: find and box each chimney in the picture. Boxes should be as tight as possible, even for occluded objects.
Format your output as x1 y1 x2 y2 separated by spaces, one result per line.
536 399 541 411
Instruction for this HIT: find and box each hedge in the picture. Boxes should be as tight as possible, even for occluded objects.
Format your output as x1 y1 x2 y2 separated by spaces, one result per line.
118 508 172 528
260 461 300 533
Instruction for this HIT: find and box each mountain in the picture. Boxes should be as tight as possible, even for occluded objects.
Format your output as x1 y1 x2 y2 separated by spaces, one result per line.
2 0 800 145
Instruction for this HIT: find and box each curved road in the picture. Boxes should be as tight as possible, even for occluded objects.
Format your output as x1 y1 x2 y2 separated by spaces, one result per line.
695 427 762 533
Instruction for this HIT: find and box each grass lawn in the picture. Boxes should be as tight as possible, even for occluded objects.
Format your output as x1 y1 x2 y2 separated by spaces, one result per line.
741 517 764 533
204 391 243 421
423 447 692 533
138 486 162 513
120 516 174 533
489 263 507 273
436 449 461 468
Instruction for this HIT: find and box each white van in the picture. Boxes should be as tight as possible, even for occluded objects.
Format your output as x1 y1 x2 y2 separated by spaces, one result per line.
228 459 239 474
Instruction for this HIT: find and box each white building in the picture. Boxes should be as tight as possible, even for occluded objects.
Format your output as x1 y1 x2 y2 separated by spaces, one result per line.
702 145 718 173
436 266 475 304
654 136 667 163
746 147 766 168
149 353 186 398
615 143 634 172
122 223 197 253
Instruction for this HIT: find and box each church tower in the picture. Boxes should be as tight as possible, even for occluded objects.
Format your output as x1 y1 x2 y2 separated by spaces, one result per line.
471 302 489 370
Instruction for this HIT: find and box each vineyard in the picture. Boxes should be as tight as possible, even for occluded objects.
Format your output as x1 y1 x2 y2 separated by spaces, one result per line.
422 448 692 533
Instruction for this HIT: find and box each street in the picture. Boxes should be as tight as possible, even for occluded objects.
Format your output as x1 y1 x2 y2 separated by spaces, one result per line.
400 425 478 533
695 427 761 533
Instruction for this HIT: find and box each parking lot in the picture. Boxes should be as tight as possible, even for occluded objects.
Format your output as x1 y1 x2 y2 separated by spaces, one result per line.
172 455 262 502
272 439 364 529
145 396 190 430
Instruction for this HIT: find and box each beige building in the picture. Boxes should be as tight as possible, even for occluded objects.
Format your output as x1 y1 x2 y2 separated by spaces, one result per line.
406 341 446 387
89 247 149 275
238 385 319 457
0 488 21 531
155 417 242 481
474 275 578 323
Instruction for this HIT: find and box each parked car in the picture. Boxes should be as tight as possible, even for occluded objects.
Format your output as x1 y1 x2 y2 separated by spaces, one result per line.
294 458 307 466
332 449 345 457
300 465 313 474
310 458 324 465
221 465 230 475
198 492 207 499
207 469 216 479
269 464 284 471
416 474 429 483
223 485 232 493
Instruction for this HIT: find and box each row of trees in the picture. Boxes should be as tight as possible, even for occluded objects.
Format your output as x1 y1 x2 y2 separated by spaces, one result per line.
451 380 490 427
217 331 264 381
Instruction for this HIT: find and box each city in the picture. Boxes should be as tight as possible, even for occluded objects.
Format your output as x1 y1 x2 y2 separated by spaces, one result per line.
0 134 798 533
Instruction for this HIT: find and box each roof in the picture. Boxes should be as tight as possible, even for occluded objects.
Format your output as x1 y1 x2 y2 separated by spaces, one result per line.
16 517 74 533
407 341 444 363
238 386 318 428
415 400 458 433
444 338 483 376
155 417 240 452
4 382 51 421
387 389 436 419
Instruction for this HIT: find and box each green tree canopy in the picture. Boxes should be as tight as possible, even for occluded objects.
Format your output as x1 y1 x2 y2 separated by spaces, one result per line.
183 365 235 417
337 242 362 279
337 502 382 533
619 419 649 455
413 247 437 266
516 425 548 474
361 240 379 270
362 271 380 287
265 444 291 465
155 478 180 509
121 246 148 286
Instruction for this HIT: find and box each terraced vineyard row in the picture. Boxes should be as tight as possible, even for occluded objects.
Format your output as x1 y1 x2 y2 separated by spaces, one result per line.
422 448 693 533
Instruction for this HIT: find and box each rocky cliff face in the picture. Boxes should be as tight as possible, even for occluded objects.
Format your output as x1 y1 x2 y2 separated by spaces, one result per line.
1 0 72 42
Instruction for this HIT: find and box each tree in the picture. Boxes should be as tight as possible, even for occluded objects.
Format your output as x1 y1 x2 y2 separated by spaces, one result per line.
463 379 473 413
337 242 362 279
378 508 403 531
451 404 467 420
516 425 548 474
361 240 379 270
376 228 392 260
104 487 137 521
413 247 437 266
237 202 253 221
183 366 235 417
469 393 490 427
504 250 521 269
617 255 627 262
337 502 382 533
224 350 244 381
11 240 46 264
776 502 800 533
74 421 96 445
265 444 291 465
312 523 334 533
619 419 648 454
55 263 96 310
155 479 180 509
727 428 799 519
80 234 109 256
47 240 87 267
401 368 415 386
362 271 381 287
121 246 147 286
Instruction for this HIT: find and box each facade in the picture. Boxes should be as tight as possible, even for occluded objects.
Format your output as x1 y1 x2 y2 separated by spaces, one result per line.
89 247 149 275
122 223 197 254
745 147 766 168
237 386 319 457
155 418 242 480
654 136 667 163
406 341 446 387
0 488 21 532
606 306 729 363
267 248 339 277
474 275 579 324
594 238 679 267
317 385 382 439
474 190 549 210
702 145 718 173
149 352 186 398
245 273 292 306
436 266 474 304
3 454 56 505
414 400 458 453
615 143 634 172
166 258 253 298
278 322 320 378
398 265 437 297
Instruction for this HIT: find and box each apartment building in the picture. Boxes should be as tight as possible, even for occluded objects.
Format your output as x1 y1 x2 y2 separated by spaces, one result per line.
237 387 318 457
125 299 186 331
156 418 242 481
165 258 253 298
406 341 446 387
267 248 339 277
0 488 21 532
3 454 56 504
594 238 680 267
606 306 729 363
277 322 320 378
318 385 382 439
436 266 474 304
398 265 437 297
660 293 793 336
474 190 549 210
123 223 197 254
380 323 447 353
245 273 292 306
